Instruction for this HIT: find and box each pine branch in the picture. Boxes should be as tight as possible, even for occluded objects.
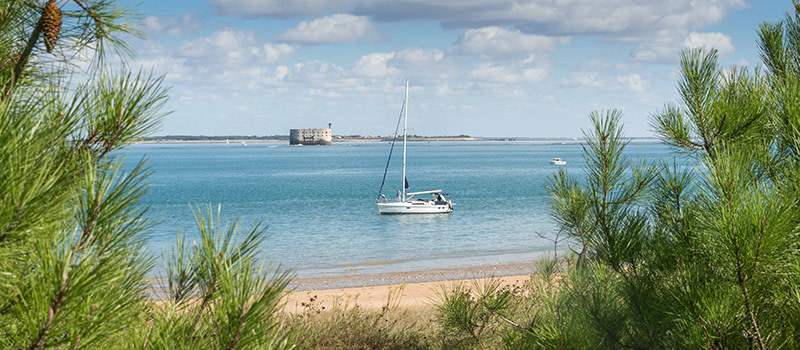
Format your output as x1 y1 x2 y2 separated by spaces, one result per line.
227 301 251 350
3 10 42 104
28 258 72 350
72 0 104 31
733 234 766 350
587 306 647 350
188 272 217 340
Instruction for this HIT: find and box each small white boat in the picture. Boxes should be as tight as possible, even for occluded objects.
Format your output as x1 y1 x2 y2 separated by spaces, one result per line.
376 80 453 215
549 158 566 165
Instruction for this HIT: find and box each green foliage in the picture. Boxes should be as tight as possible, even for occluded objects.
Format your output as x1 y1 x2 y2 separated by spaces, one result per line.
435 2 800 349
1 159 154 350
0 2 168 348
549 109 657 269
136 205 295 350
653 48 770 160
0 2 294 349
435 278 533 350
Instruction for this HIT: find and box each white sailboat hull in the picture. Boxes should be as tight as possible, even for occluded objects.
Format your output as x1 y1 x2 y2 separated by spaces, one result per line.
376 200 453 214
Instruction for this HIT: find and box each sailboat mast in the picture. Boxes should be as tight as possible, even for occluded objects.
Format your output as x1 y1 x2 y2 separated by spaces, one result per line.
402 79 408 202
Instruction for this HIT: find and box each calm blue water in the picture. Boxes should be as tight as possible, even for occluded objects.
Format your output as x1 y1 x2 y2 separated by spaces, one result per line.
119 141 680 278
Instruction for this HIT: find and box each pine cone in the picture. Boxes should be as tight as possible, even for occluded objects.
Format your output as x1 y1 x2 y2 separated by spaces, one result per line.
40 0 62 53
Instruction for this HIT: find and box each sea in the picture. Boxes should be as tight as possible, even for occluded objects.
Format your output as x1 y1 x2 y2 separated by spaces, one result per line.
119 140 684 279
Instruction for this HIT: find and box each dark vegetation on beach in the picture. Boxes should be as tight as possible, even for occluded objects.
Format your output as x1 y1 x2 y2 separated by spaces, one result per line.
285 294 437 350
2 0 800 349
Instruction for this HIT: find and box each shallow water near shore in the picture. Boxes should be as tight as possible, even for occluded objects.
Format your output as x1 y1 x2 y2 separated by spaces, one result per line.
119 141 683 279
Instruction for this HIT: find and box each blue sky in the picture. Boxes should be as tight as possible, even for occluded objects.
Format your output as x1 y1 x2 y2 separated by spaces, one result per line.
122 0 793 137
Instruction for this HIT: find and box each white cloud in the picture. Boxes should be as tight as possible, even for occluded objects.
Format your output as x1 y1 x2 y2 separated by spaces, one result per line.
627 30 735 63
346 50 551 86
308 88 344 98
217 66 274 88
617 73 649 93
684 32 735 56
351 52 399 78
580 58 612 71
450 26 561 56
358 0 745 64
565 72 605 88
143 13 204 36
627 28 688 63
355 0 746 34
435 84 453 96
630 45 678 63
210 0 356 17
259 43 297 64
210 0 748 65
563 71 650 93
178 29 296 66
615 62 644 71
176 91 223 105
212 0 747 42
469 62 547 84
522 68 547 82
179 29 253 59
394 48 444 64
131 29 299 95
286 61 346 84
274 65 289 81
134 56 192 82
348 48 449 81
276 14 378 44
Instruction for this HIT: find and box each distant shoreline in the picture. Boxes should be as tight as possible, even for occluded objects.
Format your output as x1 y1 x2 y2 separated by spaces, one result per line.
136 136 661 144
136 139 286 144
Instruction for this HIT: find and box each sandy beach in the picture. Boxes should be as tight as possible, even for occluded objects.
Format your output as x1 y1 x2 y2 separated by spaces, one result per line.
283 261 538 313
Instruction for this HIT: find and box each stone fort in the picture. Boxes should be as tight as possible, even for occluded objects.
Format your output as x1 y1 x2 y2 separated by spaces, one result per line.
289 123 332 145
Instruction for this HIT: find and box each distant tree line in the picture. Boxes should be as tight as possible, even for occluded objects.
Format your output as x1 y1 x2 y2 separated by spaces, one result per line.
140 135 290 141
139 134 475 142
379 134 473 141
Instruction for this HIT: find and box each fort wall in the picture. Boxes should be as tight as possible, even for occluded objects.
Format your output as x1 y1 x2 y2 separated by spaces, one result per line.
289 124 332 145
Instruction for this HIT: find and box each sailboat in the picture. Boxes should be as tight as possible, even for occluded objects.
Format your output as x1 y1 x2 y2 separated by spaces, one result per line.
376 80 454 214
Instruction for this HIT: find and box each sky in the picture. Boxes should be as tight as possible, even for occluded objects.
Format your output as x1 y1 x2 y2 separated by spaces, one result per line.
120 0 793 138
